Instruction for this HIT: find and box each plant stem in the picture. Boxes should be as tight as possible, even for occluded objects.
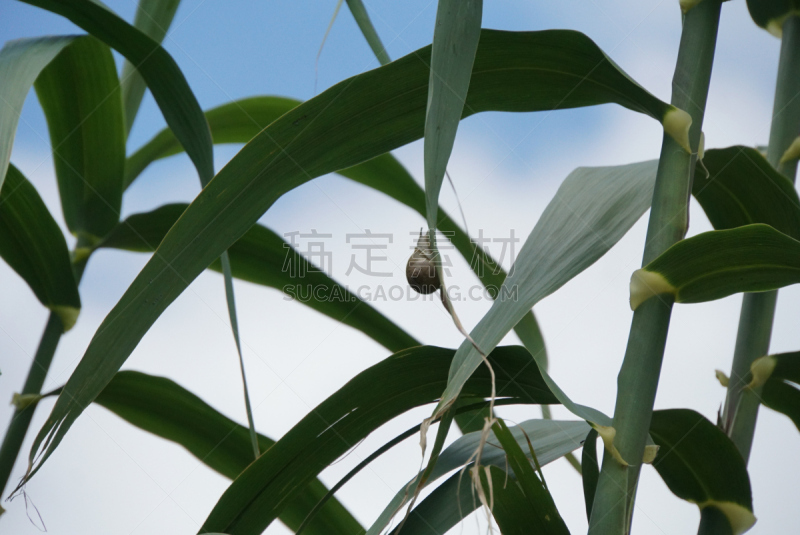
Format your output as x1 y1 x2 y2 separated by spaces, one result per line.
588 2 722 533
0 241 91 500
721 14 800 464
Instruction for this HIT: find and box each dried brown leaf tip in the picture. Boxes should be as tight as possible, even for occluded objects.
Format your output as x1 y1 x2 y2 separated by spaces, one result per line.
406 229 441 294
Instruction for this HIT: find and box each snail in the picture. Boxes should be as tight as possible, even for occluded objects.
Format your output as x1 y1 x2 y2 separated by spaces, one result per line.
406 229 441 294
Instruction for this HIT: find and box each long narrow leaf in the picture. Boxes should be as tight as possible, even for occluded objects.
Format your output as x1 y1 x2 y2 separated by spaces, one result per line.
200 345 557 535
99 203 419 352
0 35 75 191
0 164 80 329
758 351 800 431
345 0 391 65
34 36 125 239
94 371 363 535
26 29 674 482
581 428 600 520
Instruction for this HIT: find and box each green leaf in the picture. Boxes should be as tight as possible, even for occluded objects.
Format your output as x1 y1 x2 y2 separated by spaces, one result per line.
345 0 390 65
120 0 182 134
630 224 800 309
34 36 125 240
0 35 75 192
424 0 482 232
199 345 557 535
489 418 570 534
694 146 800 240
746 0 800 35
649 409 755 535
369 418 588 535
99 203 419 352
581 428 599 521
759 351 800 431
26 28 673 482
0 164 80 329
435 160 659 426
94 370 363 535
22 0 214 186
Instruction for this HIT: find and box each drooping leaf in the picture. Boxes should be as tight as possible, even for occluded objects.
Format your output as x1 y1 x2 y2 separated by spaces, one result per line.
424 0 482 233
649 409 755 535
0 35 75 192
120 0 182 133
630 224 800 309
26 28 674 481
369 418 588 535
581 428 599 520
0 164 80 329
746 0 800 35
34 36 125 240
199 345 558 535
99 203 419 352
759 351 800 431
345 0 391 65
434 160 659 426
693 146 800 239
94 370 363 535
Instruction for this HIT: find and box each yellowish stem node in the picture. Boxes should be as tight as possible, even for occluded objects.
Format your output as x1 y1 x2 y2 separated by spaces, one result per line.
679 0 703 14
748 355 777 389
715 369 730 387
11 393 41 410
49 305 80 332
592 424 628 466
698 501 757 535
663 107 693 153
629 269 676 310
779 136 800 164
642 444 660 464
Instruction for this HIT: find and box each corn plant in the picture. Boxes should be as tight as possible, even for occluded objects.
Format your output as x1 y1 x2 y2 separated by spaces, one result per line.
1 0 800 533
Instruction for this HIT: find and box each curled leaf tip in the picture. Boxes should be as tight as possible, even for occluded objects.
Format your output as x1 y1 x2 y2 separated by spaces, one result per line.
642 444 659 464
663 107 692 153
629 269 675 310
699 501 756 535
715 369 730 387
779 136 800 164
748 355 776 389
592 424 628 466
679 0 703 14
50 305 80 332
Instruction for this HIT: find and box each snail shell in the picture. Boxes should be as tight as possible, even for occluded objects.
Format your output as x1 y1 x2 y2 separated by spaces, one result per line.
406 230 441 294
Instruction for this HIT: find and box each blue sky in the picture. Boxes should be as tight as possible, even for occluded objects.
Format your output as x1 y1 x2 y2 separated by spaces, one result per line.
1 1 799 534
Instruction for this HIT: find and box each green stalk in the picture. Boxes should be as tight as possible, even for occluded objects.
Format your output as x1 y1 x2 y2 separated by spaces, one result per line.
0 241 90 502
588 2 722 533
720 14 800 465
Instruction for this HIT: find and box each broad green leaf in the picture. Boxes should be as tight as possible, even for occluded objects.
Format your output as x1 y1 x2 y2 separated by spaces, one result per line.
120 0 181 134
26 29 674 481
649 409 756 535
0 35 75 192
489 418 570 534
435 160 659 425
368 418 588 535
22 0 214 185
35 36 125 240
694 146 800 240
0 164 80 329
200 345 557 535
581 428 599 520
746 0 800 35
424 0 482 233
99 203 419 352
758 351 800 431
630 224 800 309
94 370 363 535
345 0 390 65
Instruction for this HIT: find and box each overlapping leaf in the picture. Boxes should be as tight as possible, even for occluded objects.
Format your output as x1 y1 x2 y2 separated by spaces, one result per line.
758 351 800 431
746 0 800 35
0 164 80 329
200 345 557 535
94 370 363 535
649 409 756 535
35 36 125 239
99 203 418 352
25 28 676 481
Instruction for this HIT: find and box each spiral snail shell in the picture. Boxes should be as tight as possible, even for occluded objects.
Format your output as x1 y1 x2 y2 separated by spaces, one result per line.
406 229 441 294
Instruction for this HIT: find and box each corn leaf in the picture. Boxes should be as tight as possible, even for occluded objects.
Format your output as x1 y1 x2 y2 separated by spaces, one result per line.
25 28 673 482
0 35 75 192
581 428 599 521
369 418 588 535
345 0 390 65
424 0 482 232
94 370 363 535
746 0 800 34
199 345 557 535
631 224 800 308
0 164 80 329
99 203 419 352
694 146 800 239
120 0 181 133
760 351 800 431
34 36 125 240
649 409 756 535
